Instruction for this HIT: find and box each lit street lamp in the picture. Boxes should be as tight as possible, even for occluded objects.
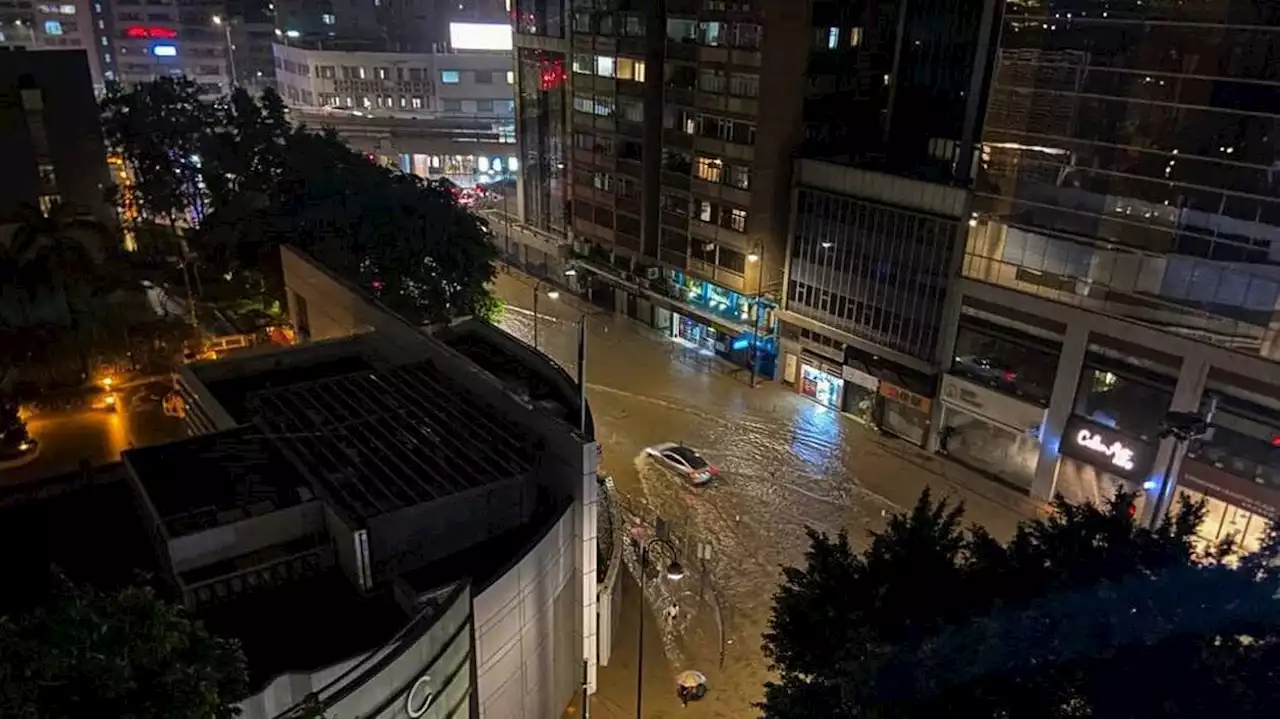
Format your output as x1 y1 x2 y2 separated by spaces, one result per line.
636 537 683 719
746 250 764 388
212 15 237 87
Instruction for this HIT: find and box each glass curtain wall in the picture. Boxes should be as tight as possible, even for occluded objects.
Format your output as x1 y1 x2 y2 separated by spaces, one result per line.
963 2 1280 361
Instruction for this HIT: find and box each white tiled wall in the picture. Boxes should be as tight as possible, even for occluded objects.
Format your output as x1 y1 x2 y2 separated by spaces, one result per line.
473 506 581 718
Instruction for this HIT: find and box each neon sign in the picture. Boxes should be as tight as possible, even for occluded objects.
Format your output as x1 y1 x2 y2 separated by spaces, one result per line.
1075 429 1136 471
124 26 178 39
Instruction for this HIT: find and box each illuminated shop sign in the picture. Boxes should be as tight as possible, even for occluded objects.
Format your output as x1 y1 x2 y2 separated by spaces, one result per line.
1060 416 1155 483
124 25 178 39
152 43 178 56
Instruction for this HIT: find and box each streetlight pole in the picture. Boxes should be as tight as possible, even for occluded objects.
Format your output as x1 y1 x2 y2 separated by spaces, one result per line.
636 537 684 719
1147 402 1215 529
746 249 764 388
212 15 236 87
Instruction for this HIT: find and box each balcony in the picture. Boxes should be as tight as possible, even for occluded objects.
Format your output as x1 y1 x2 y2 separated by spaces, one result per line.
661 170 691 192
665 86 696 107
663 128 695 148
665 39 699 62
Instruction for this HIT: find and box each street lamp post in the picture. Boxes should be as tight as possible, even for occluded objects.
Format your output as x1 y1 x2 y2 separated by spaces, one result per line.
636 537 684 719
1147 403 1215 529
212 15 236 87
746 250 764 388
531 279 560 350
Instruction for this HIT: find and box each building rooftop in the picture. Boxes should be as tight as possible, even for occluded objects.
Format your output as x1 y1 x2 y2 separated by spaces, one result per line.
200 354 376 424
124 426 312 537
246 359 537 521
198 568 408 691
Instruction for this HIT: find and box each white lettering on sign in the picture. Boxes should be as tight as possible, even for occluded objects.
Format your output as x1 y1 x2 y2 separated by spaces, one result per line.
1075 430 1135 471
406 675 435 718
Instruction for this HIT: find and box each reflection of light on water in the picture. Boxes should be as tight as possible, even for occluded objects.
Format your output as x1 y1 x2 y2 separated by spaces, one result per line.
108 413 130 455
789 401 841 470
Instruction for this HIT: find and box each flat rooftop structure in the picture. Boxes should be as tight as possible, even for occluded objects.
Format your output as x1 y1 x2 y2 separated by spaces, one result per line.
200 354 375 424
246 359 537 521
124 426 312 537
197 568 408 690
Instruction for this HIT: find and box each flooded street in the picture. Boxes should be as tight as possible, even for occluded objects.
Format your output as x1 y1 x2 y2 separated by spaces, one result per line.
492 271 1037 716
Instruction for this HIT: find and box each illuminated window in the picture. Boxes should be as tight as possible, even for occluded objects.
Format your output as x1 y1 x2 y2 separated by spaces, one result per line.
572 53 592 74
849 26 862 47
44 19 62 34
595 55 614 77
321 12 335 24
728 207 746 232
826 27 838 49
695 156 723 183
440 69 460 83
411 95 423 108
698 200 713 222
506 70 513 84
728 164 750 189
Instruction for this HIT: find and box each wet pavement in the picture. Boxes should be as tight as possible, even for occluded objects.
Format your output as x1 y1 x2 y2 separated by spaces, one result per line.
495 270 1044 716
1 380 188 486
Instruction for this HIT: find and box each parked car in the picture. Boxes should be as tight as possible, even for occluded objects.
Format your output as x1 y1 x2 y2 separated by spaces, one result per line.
644 442 718 486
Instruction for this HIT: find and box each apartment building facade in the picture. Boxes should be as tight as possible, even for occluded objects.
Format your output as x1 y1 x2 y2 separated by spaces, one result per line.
0 0 104 92
514 0 811 377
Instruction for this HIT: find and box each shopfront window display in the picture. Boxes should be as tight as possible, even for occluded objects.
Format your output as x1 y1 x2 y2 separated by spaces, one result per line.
942 410 1039 490
666 270 776 332
1176 485 1271 555
1073 364 1172 443
801 363 842 409
951 324 1057 406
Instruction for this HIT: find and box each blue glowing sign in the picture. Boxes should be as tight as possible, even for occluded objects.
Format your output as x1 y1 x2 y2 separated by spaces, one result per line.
731 337 751 351
152 43 177 56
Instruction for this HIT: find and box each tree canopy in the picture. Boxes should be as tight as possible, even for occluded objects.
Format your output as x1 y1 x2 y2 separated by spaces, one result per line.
100 80 497 324
0 581 248 719
761 490 1280 719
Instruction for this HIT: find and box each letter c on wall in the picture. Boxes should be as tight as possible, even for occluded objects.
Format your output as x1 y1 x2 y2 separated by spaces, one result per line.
406 675 435 718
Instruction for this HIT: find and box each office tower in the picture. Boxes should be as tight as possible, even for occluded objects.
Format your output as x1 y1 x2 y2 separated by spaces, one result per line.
776 0 999 444
939 1 1280 546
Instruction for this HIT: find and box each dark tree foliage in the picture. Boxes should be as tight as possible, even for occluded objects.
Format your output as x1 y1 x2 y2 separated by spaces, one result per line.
0 581 248 719
102 81 497 323
760 490 1280 719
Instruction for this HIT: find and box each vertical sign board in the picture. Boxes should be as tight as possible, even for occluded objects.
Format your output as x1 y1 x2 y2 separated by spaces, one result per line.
1058 416 1156 484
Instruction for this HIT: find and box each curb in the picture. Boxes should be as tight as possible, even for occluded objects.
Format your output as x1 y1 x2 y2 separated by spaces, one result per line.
0 443 41 471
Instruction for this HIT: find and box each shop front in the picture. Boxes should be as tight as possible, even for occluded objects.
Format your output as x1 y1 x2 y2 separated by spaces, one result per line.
1176 459 1276 555
938 374 1046 492
797 355 844 410
666 270 778 377
841 365 879 424
879 382 933 446
1054 416 1157 512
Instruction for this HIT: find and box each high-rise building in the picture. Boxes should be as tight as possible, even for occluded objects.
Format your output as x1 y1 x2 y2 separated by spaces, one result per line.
514 0 816 378
775 0 1000 445
513 0 999 382
0 50 112 222
935 1 1280 546
0 0 104 92
92 0 236 95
